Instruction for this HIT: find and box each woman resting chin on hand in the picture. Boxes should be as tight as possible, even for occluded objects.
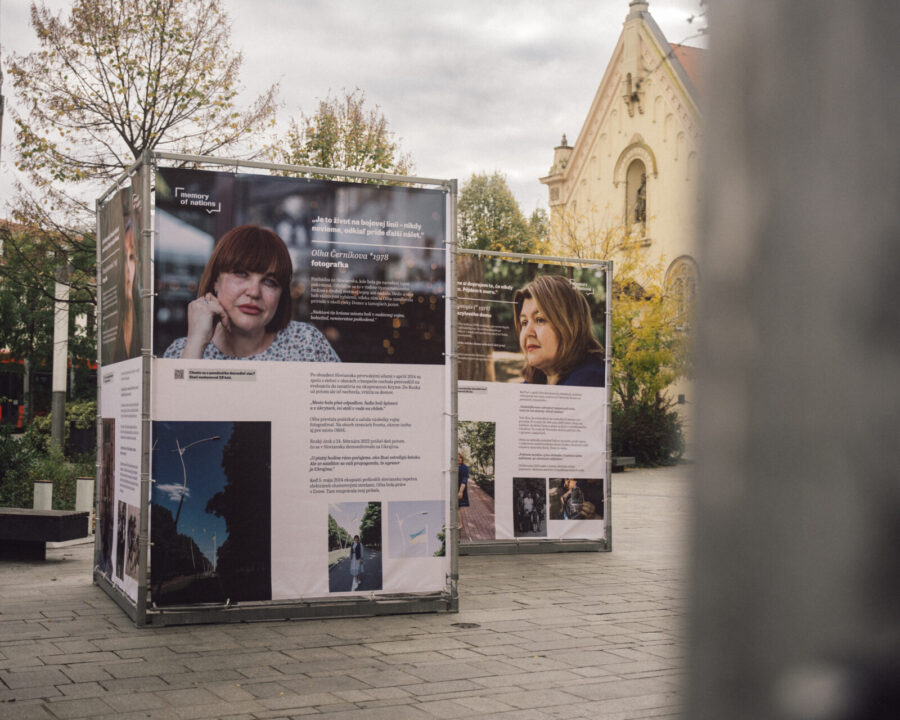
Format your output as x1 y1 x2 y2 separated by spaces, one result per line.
164 225 339 362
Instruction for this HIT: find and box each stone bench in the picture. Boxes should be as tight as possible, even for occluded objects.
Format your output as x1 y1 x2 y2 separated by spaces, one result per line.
612 456 636 472
0 508 90 560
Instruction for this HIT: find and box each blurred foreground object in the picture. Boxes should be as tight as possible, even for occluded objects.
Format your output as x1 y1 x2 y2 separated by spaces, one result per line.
689 2 900 719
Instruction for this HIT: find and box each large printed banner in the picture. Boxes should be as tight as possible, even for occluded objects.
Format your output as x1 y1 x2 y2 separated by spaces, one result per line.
150 168 450 606
456 254 609 543
97 358 144 603
97 178 145 603
99 179 144 366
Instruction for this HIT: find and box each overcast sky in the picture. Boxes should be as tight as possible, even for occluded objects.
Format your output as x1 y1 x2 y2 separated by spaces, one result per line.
0 0 706 214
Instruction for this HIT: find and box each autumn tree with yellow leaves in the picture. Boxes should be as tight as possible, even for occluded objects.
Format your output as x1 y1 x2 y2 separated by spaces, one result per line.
550 205 692 465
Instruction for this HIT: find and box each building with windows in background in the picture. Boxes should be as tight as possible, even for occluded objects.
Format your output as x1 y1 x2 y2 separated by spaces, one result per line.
541 0 704 413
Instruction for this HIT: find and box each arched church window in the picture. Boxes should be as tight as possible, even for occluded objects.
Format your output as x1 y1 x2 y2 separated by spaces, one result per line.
626 159 647 229
666 256 699 329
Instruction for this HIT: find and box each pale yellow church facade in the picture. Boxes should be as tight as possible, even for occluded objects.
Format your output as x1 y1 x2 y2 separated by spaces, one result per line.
541 0 703 323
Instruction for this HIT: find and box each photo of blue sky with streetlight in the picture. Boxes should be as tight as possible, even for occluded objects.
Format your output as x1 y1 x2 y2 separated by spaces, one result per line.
152 421 231 568
151 420 272 606
388 501 445 558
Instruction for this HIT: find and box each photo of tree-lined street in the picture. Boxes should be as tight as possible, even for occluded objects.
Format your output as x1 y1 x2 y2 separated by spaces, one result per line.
457 421 496 542
150 421 272 606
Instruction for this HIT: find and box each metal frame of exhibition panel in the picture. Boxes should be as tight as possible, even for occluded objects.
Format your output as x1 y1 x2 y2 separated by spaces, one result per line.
94 151 459 626
94 154 154 624
455 248 612 556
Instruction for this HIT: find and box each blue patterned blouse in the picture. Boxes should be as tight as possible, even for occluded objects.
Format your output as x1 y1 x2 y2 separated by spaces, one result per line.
163 321 340 362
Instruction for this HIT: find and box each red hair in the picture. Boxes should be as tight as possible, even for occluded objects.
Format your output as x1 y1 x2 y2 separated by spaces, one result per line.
198 225 293 332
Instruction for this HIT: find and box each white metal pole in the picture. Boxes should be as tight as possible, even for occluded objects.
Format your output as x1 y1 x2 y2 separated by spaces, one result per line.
50 265 70 449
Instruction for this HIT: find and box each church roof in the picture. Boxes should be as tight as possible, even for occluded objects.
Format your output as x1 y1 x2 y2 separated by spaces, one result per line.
669 43 705 97
637 9 704 107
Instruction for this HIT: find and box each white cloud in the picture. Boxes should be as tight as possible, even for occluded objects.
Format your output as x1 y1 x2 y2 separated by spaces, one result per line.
155 483 189 503
1 0 705 214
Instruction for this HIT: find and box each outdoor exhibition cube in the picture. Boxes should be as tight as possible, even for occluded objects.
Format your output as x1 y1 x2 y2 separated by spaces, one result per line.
95 153 458 625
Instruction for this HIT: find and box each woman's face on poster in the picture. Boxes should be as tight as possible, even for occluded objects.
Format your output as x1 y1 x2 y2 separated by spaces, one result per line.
213 267 282 334
123 226 136 299
518 297 560 374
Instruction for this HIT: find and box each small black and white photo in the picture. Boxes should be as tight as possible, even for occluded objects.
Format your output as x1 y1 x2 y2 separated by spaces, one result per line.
512 477 547 538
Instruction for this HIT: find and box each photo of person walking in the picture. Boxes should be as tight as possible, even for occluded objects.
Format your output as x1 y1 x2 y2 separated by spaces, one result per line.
348 535 364 591
328 502 383 592
457 452 469 530
457 421 496 541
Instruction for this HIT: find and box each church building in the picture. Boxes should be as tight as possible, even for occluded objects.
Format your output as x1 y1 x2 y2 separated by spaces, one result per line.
540 0 704 320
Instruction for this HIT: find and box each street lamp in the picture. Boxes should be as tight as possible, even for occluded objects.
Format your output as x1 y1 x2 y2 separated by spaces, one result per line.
171 435 221 529
153 433 220 599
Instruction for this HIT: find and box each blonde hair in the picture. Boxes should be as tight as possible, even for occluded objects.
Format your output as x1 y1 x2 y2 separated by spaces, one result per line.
513 274 603 383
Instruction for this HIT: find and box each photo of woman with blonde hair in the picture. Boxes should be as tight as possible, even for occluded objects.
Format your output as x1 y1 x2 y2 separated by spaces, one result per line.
513 274 605 387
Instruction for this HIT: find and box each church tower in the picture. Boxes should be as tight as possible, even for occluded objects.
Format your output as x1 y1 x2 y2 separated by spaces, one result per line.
540 0 703 306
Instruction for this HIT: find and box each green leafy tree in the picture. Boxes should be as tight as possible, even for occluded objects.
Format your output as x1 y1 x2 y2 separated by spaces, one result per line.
273 88 413 177
458 421 496 497
206 422 272 601
433 529 446 557
327 514 352 551
528 207 550 248
22 399 97 456
359 502 382 549
0 224 96 419
458 172 540 254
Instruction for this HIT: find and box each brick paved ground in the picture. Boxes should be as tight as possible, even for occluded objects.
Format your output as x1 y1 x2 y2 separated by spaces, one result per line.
459 481 494 542
0 465 689 720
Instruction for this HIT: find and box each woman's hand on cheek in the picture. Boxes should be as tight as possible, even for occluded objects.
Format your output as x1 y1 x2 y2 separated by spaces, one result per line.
181 293 230 358
204 293 231 333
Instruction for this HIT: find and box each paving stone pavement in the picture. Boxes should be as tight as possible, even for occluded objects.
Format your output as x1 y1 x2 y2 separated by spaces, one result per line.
0 466 690 720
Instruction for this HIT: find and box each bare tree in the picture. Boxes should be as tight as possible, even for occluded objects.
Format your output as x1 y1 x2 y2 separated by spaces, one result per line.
2 0 278 366
8 0 277 202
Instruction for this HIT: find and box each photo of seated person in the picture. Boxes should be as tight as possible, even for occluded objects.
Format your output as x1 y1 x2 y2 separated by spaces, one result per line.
548 478 604 520
163 225 340 361
513 274 605 387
